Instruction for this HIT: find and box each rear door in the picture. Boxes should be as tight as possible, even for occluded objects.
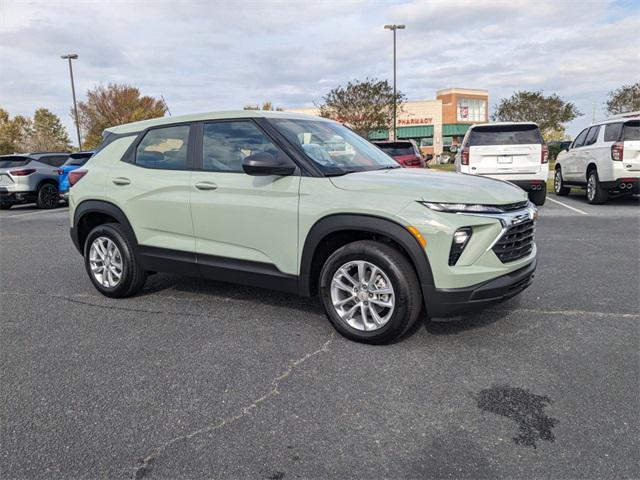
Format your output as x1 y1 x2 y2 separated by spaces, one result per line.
467 124 543 175
621 120 640 171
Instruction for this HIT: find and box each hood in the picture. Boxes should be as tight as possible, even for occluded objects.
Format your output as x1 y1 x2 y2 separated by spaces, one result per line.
330 168 527 205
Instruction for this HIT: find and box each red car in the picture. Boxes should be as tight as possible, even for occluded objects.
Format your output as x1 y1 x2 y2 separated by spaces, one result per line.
372 140 426 168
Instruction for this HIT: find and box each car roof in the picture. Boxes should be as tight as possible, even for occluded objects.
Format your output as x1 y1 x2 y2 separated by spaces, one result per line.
373 140 414 145
468 121 540 129
105 110 332 135
591 112 640 127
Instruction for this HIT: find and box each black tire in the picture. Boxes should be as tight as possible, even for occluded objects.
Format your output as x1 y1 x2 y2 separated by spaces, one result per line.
319 240 422 344
528 188 546 206
36 183 59 209
0 203 12 210
554 168 570 196
84 223 147 298
586 170 608 204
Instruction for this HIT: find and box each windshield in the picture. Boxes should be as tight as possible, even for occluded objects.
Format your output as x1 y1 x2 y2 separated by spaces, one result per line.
469 124 543 146
375 142 415 157
0 156 32 168
623 121 640 141
270 119 399 175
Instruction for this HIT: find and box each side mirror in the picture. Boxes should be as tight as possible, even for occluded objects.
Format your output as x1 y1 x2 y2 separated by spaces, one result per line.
448 145 458 153
242 152 296 176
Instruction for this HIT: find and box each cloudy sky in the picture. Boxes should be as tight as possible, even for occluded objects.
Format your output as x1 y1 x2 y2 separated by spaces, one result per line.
1 0 639 143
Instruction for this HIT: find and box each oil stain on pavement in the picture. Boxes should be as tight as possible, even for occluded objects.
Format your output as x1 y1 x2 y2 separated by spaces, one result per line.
475 385 559 448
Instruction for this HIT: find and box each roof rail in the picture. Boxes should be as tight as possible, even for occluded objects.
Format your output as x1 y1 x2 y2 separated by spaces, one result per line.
607 111 640 120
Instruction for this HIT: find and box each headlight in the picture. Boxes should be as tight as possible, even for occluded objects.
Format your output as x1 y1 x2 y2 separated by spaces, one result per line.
418 201 504 214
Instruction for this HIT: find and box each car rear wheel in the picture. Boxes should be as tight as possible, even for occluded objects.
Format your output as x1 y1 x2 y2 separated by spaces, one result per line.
84 223 147 298
528 188 546 206
586 170 607 204
36 183 59 209
319 240 422 344
554 168 570 196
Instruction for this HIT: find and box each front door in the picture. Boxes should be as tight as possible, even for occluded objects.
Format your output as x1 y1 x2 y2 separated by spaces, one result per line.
190 120 300 277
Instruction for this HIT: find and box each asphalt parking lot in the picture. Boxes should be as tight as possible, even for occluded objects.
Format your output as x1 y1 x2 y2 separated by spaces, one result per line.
1 193 639 479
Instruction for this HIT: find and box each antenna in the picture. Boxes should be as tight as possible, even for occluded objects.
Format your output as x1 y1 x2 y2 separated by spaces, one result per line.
161 95 171 116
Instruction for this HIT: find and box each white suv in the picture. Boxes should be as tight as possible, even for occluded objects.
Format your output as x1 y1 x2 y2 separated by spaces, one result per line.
454 122 548 205
554 113 640 204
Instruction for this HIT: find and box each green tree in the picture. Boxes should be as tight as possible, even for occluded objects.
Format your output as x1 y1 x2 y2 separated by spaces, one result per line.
75 83 168 149
0 108 32 154
25 108 72 152
492 91 581 141
318 78 405 137
605 81 640 115
243 101 283 111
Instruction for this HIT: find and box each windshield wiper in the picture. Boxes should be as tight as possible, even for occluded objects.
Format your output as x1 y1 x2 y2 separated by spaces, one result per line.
375 165 402 171
324 169 360 177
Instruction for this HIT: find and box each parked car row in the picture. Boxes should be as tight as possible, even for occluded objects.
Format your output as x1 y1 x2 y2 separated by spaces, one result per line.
0 150 93 209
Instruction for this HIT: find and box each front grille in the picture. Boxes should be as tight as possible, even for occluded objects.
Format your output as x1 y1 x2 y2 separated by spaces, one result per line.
492 219 535 263
498 201 529 212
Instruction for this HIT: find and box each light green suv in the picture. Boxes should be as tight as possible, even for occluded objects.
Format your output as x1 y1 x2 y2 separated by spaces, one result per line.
68 111 537 344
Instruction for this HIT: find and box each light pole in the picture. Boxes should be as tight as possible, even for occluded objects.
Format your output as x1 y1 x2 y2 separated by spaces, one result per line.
384 24 405 141
61 54 82 150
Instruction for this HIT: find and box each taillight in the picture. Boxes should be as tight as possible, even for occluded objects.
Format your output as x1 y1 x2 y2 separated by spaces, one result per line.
541 144 549 164
461 147 469 165
9 168 36 176
611 142 624 161
405 157 421 167
68 169 88 187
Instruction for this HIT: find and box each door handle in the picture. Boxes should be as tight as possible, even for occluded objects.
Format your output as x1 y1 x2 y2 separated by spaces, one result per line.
112 177 131 186
194 181 218 191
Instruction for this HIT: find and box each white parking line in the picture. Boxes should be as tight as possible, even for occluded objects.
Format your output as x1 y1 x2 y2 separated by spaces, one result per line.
546 197 588 215
4 208 68 219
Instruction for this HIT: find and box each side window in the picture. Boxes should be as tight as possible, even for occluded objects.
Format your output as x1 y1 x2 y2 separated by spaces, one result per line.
135 125 190 170
584 126 600 146
42 155 69 167
572 128 589 149
604 123 623 142
202 121 284 173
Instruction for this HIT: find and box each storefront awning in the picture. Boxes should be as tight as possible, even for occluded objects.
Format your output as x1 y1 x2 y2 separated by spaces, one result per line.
442 124 470 136
368 129 389 140
397 125 434 139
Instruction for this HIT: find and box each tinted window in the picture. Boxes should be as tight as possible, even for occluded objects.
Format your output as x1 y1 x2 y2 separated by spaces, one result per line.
202 121 284 173
375 142 416 156
622 120 640 141
572 128 589 149
41 155 69 167
584 126 600 146
136 125 190 170
64 153 93 167
0 156 32 168
604 123 623 142
468 124 542 146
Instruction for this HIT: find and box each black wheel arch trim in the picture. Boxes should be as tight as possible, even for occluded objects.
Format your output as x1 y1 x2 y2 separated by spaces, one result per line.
299 213 435 296
71 200 138 254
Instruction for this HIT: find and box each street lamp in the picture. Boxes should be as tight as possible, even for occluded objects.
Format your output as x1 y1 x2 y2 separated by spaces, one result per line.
384 24 405 141
61 53 82 150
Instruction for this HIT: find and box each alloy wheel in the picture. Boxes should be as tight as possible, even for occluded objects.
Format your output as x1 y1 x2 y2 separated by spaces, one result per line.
41 184 58 208
89 236 123 288
554 170 562 194
330 260 395 332
587 174 596 202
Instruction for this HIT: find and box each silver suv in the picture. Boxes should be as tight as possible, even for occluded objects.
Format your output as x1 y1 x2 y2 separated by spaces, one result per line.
0 152 69 209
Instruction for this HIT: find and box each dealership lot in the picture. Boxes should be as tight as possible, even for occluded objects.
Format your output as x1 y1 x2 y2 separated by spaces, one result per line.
1 196 638 479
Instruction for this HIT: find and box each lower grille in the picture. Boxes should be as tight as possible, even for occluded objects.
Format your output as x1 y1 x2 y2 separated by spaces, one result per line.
492 219 535 263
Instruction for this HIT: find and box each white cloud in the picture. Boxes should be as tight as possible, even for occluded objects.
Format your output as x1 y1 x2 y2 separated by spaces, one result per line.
0 0 638 142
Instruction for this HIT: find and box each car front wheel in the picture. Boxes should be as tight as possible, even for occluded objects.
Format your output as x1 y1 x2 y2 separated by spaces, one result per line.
319 240 422 344
36 183 59 209
84 223 147 298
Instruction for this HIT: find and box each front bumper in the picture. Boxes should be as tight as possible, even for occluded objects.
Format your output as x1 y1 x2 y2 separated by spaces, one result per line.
423 258 536 317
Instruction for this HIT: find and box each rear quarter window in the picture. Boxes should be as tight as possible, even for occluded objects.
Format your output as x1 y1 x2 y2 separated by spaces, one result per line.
604 123 623 142
622 121 640 141
468 125 542 146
